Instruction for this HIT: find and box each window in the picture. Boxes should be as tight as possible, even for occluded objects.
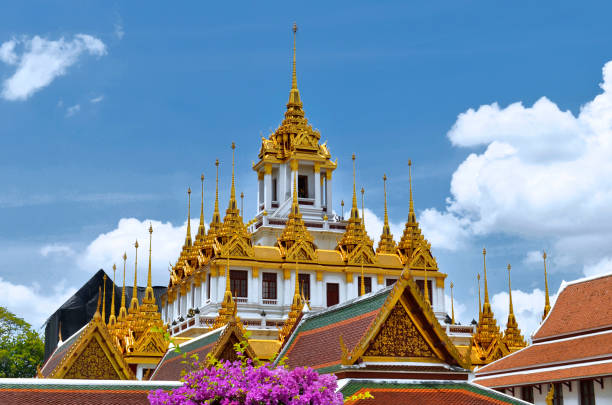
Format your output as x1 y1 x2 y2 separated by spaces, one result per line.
298 175 308 198
272 178 278 201
262 273 277 300
416 279 433 302
326 283 339 307
207 274 211 299
298 273 311 301
357 276 372 295
521 386 534 403
553 383 563 405
230 270 248 298
386 278 397 287
580 380 594 405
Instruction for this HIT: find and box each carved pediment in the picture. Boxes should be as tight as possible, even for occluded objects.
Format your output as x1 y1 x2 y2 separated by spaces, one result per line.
286 241 316 262
64 337 121 380
364 304 435 359
347 244 376 265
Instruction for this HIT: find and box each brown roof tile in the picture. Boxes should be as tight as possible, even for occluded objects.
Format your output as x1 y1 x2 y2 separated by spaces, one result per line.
475 361 612 388
534 274 612 341
478 331 612 374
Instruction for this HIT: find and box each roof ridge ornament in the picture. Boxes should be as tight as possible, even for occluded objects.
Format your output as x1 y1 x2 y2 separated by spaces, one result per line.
542 251 551 320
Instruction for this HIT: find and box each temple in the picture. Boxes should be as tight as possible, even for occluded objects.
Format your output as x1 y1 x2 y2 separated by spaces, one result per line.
6 24 592 405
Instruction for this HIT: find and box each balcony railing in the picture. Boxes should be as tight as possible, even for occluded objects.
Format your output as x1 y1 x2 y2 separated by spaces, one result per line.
235 297 248 304
262 299 277 305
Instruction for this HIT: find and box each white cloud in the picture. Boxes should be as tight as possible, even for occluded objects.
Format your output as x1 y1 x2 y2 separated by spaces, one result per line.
0 277 77 329
419 60 612 275
90 95 104 103
0 34 106 101
491 288 558 340
78 217 201 286
114 23 125 40
65 103 80 117
40 243 75 257
583 256 612 277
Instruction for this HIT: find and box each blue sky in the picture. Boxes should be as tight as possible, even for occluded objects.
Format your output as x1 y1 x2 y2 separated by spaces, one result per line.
2 1 612 336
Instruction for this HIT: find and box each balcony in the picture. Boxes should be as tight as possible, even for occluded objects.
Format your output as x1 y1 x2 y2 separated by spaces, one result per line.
262 299 278 305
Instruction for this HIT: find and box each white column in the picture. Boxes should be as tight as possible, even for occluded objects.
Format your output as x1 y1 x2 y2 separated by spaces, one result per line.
283 271 292 308
251 269 260 304
314 165 321 208
264 165 272 211
290 160 298 201
325 171 333 215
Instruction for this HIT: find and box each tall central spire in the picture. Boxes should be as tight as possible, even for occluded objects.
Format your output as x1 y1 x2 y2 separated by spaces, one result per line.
196 174 206 242
118 253 127 321
483 248 490 305
288 23 301 106
377 174 396 254
408 160 416 223
129 240 139 313
143 224 155 304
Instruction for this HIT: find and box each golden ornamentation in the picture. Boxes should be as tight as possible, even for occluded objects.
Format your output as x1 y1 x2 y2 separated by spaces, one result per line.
364 304 435 358
279 256 305 343
543 251 551 320
377 174 397 254
64 338 119 380
212 257 240 329
337 154 375 264
502 264 526 352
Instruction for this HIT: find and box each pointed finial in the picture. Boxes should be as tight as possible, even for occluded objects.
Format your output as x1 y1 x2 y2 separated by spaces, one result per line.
543 251 551 320
351 154 358 219
230 142 236 205
147 224 153 289
483 248 490 305
94 287 102 320
240 192 244 217
507 263 514 316
341 199 345 219
360 187 365 226
119 252 127 320
130 240 139 312
102 274 107 321
185 188 192 247
292 23 298 90
477 272 482 319
408 159 415 222
213 159 221 223
198 173 206 238
450 281 455 325
109 263 117 326
383 174 389 226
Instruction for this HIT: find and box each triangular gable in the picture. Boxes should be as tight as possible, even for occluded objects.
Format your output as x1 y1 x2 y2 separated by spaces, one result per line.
407 243 438 271
285 240 316 262
346 275 469 369
130 328 169 361
210 318 257 362
44 314 135 380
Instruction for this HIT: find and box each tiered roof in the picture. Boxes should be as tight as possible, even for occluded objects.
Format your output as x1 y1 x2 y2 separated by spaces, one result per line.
474 273 612 389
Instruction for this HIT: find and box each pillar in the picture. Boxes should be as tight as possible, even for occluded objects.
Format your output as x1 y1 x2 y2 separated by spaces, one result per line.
290 160 298 200
325 171 333 215
314 164 321 208
264 164 272 211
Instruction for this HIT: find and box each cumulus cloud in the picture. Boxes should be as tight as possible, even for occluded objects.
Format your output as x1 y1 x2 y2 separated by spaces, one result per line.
491 288 558 340
583 257 612 277
0 34 106 101
421 60 612 274
78 218 200 285
65 103 80 117
40 243 75 257
0 277 77 329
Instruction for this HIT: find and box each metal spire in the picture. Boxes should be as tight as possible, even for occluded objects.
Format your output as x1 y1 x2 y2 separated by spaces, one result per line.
543 251 551 320
450 281 455 325
129 240 139 312
102 274 107 322
108 263 117 326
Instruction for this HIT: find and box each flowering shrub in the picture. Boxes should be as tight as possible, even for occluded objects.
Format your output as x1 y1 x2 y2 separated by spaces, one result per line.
149 357 344 405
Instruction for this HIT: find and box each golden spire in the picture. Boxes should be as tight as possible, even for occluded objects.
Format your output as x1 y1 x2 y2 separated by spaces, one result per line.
477 273 482 321
408 160 415 223
450 281 455 325
102 274 107 321
240 192 244 217
377 174 396 254
471 247 502 354
483 248 490 305
212 160 221 225
143 224 155 304
360 187 366 296
280 254 305 343
277 171 315 260
185 188 192 248
196 174 206 242
542 251 551 320
129 240 139 313
424 261 430 305
212 256 237 329
230 143 236 207
94 287 102 321
108 264 117 326
288 23 301 106
337 154 374 262
118 253 128 321
503 263 526 351
225 256 231 297
205 159 223 248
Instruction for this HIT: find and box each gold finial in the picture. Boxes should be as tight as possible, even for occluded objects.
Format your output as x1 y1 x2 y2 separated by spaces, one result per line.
408 159 415 222
185 188 192 247
129 240 139 312
240 192 244 217
543 251 551 320
450 281 455 325
94 287 102 321
109 263 117 326
360 187 365 226
341 199 345 219
213 159 221 224
292 23 298 90
383 174 389 226
351 154 358 220
230 142 237 207
198 174 206 238
377 174 397 254
507 264 514 317
483 248 490 305
477 273 482 319
102 274 107 321
119 252 127 321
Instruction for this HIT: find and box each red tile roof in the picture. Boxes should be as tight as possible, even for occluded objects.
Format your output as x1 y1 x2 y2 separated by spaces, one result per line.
340 380 527 404
534 274 612 341
0 379 179 405
475 360 612 388
478 331 612 374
